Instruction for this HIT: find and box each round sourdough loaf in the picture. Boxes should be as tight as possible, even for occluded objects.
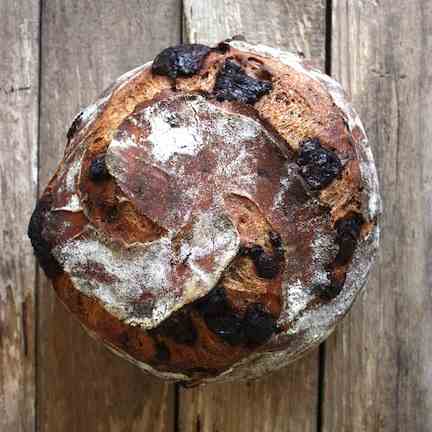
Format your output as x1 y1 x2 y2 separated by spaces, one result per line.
28 39 381 385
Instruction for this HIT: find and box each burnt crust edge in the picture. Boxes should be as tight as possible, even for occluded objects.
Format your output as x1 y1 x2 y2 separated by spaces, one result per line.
28 196 63 279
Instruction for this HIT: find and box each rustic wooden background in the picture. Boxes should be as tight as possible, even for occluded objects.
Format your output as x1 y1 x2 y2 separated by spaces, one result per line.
1 0 431 431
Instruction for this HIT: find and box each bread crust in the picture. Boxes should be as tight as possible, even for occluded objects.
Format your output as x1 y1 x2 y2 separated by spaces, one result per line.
28 40 380 385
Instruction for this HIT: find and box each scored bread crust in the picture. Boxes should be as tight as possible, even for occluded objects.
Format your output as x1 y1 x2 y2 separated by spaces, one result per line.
28 40 380 385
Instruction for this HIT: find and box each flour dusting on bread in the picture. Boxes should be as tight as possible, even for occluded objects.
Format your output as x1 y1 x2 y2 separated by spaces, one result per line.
28 40 381 384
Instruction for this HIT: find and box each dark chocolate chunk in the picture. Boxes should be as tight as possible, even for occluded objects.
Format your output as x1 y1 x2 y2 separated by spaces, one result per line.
27 198 62 279
213 60 273 104
151 312 198 346
195 286 246 345
297 138 342 189
89 155 110 182
152 44 211 79
334 235 357 265
238 245 250 256
243 303 277 346
154 341 170 362
67 112 83 140
335 214 363 239
194 285 231 317
204 314 246 346
315 215 362 301
249 245 280 279
196 286 278 347
334 214 363 266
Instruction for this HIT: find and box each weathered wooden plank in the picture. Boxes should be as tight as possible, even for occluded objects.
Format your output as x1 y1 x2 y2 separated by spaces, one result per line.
0 1 39 431
183 0 326 68
323 1 432 430
180 1 326 431
38 1 181 431
179 352 318 432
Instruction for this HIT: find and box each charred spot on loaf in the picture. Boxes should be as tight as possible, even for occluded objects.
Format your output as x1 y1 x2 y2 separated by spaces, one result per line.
67 112 83 140
334 213 364 266
243 303 277 346
249 245 280 279
27 198 62 279
150 311 198 346
297 138 342 189
89 154 110 182
152 44 211 79
213 59 273 104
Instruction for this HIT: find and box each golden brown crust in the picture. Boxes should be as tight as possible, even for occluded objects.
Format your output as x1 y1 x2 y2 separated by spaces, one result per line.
28 40 380 384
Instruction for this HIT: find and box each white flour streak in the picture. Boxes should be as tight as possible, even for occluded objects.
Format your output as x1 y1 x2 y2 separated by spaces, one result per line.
272 167 292 211
64 159 80 193
283 279 313 322
147 115 203 163
53 194 82 212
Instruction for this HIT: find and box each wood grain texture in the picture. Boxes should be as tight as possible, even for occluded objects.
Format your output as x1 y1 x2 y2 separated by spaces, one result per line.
180 1 326 431
37 1 181 431
179 352 319 432
183 0 326 68
3 1 429 430
322 0 432 430
0 0 39 430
